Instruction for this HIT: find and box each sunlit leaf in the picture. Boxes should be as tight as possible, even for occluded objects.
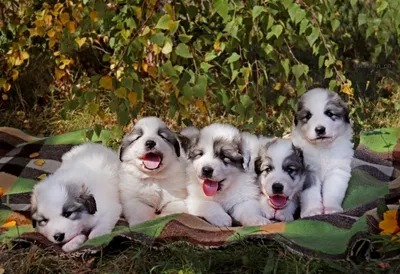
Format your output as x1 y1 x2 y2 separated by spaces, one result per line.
128 91 137 106
66 21 76 33
99 75 113 90
55 68 65 80
115 87 127 98
60 12 70 25
155 15 172 30
88 103 99 115
75 37 86 48
34 159 45 166
90 10 99 22
175 43 192 58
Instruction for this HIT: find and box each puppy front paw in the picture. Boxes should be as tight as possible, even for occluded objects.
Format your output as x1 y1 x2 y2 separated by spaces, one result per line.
275 210 294 222
206 213 232 227
62 234 87 253
324 206 343 215
241 215 271 226
300 207 323 218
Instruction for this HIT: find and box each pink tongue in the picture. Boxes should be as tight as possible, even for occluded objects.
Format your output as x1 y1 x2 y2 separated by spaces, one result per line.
270 196 287 208
142 154 161 170
203 179 219 196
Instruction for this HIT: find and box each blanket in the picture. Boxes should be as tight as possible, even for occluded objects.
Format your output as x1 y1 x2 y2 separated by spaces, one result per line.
1 127 399 260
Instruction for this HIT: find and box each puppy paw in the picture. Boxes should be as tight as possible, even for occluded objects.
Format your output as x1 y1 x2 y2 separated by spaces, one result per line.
241 215 271 226
300 207 323 218
206 213 232 227
324 206 343 215
275 210 294 222
62 234 87 253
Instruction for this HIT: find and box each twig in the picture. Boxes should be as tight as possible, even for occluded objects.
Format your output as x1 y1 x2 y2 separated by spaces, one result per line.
284 38 301 64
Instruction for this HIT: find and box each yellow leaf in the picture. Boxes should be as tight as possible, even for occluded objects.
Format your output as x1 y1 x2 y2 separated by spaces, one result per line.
148 66 158 78
2 221 16 228
29 28 38 37
132 63 139 70
34 159 45 166
60 13 70 25
54 3 63 13
44 14 53 26
2 82 11 92
97 110 105 120
29 152 40 158
336 60 343 69
213 41 221 52
49 37 57 48
135 6 142 18
273 82 282 91
47 29 56 38
0 187 3 197
341 80 354 96
153 44 160 55
37 174 47 180
99 75 113 90
1 94 8 101
34 19 44 28
66 21 76 33
142 62 148 72
195 100 207 113
53 51 61 56
90 10 99 22
14 57 23 66
12 70 19 81
128 92 137 106
75 37 87 48
55 68 65 80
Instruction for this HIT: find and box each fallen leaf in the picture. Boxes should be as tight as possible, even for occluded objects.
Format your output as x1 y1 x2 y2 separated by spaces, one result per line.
75 37 86 48
47 29 56 38
34 159 45 166
60 13 70 25
142 62 148 72
2 221 16 228
12 70 19 81
29 152 40 158
37 174 47 180
148 66 158 78
66 21 76 33
195 99 207 113
99 75 113 90
55 68 65 80
273 82 282 91
49 37 57 48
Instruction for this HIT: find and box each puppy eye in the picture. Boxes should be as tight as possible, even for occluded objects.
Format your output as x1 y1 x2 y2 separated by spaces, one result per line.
325 110 335 118
159 133 167 139
223 157 231 163
285 167 296 174
62 211 73 218
263 166 272 174
38 219 48 227
303 112 312 120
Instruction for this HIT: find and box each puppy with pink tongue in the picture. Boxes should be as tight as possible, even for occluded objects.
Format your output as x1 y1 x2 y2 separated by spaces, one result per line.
183 123 270 227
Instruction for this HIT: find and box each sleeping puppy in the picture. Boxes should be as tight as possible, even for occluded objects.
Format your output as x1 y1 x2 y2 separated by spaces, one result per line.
255 139 307 222
291 88 353 217
184 123 270 227
119 117 188 226
31 143 122 252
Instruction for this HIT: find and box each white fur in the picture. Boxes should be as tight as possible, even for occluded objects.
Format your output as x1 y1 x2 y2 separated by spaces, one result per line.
31 143 122 252
185 123 270 227
291 88 353 217
119 117 188 226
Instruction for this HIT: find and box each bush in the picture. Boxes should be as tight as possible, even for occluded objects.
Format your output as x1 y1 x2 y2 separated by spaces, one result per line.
0 0 399 138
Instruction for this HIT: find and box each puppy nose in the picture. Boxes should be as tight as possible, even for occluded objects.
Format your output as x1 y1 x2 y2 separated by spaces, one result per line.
53 233 65 242
145 140 156 149
272 183 284 194
315 126 326 136
202 166 214 177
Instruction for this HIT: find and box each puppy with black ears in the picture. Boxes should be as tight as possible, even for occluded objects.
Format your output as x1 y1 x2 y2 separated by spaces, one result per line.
255 139 307 222
291 88 353 217
183 123 270 227
31 143 122 252
119 117 188 226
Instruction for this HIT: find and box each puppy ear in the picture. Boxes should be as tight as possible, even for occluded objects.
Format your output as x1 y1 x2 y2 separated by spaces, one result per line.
172 136 181 158
242 150 251 171
180 127 200 153
32 219 37 228
254 157 262 175
292 144 304 167
78 186 97 215
31 195 37 228
293 111 298 126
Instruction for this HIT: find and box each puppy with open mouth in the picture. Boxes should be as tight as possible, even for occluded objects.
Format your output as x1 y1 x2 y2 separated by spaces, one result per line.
291 88 353 217
183 123 270 227
31 143 122 252
255 139 307 222
119 117 188 226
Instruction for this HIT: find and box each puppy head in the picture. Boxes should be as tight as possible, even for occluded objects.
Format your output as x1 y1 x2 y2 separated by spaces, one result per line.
186 123 248 196
31 178 97 244
119 117 181 174
255 139 306 209
293 88 351 145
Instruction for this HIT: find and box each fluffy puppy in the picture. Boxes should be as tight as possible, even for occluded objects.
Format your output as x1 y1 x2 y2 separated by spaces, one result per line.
255 139 307 222
184 123 270 227
119 117 188 226
291 88 353 217
31 143 122 252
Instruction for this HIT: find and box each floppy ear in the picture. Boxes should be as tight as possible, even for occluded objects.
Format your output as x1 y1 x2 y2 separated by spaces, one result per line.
242 149 251 171
293 111 298 126
30 192 37 228
341 101 350 124
78 187 97 215
32 219 37 228
292 144 304 165
254 157 262 175
172 136 181 158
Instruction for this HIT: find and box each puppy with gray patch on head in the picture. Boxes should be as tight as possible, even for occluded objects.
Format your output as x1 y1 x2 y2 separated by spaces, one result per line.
183 123 270 227
255 139 307 222
119 117 188 226
31 143 122 252
291 88 353 217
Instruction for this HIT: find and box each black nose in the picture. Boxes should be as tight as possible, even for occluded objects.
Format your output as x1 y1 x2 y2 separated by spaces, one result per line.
315 126 326 136
53 233 65 242
202 166 214 177
272 183 284 194
145 140 156 149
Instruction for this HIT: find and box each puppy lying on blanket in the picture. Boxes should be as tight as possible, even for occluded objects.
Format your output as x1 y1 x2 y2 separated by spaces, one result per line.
31 143 122 252
119 117 188 226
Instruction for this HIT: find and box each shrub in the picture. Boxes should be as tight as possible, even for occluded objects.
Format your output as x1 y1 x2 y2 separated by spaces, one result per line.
0 0 399 138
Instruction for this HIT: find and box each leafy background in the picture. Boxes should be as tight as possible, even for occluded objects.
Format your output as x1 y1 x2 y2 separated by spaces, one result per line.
1 0 400 143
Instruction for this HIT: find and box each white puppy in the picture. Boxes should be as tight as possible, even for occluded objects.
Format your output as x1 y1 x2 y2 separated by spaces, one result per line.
31 143 122 252
255 139 307 222
183 123 270 227
291 88 353 217
119 117 188 226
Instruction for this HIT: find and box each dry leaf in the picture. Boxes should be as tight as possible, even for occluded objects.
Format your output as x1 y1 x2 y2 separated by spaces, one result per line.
29 152 40 158
55 68 65 80
273 82 282 91
2 83 11 92
0 187 4 197
34 159 45 166
148 66 158 78
128 92 137 106
47 29 56 38
60 13 70 25
141 62 148 72
2 221 16 228
12 70 19 81
195 100 207 113
66 21 76 33
90 11 99 22
1 94 8 101
75 37 86 48
37 174 47 180
99 75 113 90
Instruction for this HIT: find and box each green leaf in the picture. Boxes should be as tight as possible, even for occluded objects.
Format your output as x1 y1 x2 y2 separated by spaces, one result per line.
162 61 178 78
318 55 325 69
288 4 306 25
88 103 99 116
331 19 340 32
121 77 133 90
230 70 239 83
178 34 192 43
200 62 214 72
115 87 127 98
150 33 165 46
133 82 143 101
358 14 367 26
175 43 192 58
277 95 286 106
329 79 337 91
214 0 230 22
182 84 192 99
205 51 218 62
263 44 274 55
306 27 319 47
240 94 253 109
281 59 290 78
193 75 207 98
68 99 79 110
266 25 283 39
377 1 389 15
292 64 309 79
155 15 172 30
227 52 241 64
252 6 267 20
94 124 102 137
299 19 309 35
377 200 389 220
0 78 6 86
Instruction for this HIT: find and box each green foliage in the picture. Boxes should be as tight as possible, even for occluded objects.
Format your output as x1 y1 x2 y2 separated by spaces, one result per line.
1 0 400 136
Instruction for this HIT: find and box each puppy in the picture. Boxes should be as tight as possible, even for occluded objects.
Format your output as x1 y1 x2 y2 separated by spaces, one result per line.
255 139 307 222
184 123 270 227
291 88 353 217
31 143 122 252
119 117 188 226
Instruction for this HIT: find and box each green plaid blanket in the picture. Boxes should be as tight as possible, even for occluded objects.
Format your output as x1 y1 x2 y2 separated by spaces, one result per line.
1 127 399 259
